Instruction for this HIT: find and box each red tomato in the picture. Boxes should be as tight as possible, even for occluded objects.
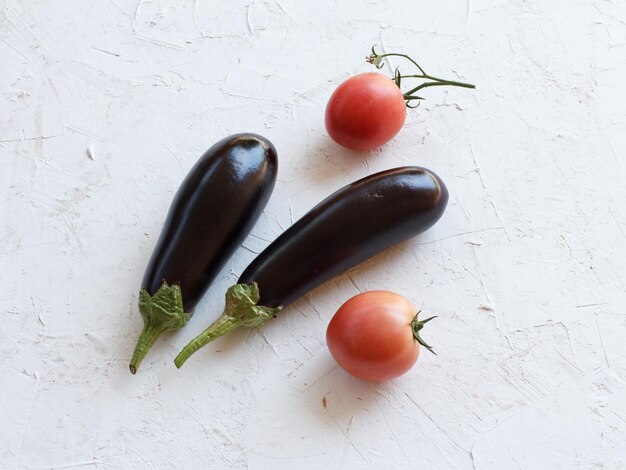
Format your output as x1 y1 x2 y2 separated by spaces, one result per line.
326 291 435 382
325 73 406 151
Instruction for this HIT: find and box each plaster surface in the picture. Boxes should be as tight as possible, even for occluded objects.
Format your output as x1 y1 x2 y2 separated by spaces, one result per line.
1 1 625 468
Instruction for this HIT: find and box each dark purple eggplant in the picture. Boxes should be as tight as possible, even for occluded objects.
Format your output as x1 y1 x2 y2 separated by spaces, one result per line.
129 133 277 374
174 166 448 367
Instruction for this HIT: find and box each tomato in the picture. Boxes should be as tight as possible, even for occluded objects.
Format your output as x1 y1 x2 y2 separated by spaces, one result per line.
325 73 407 151
326 291 435 382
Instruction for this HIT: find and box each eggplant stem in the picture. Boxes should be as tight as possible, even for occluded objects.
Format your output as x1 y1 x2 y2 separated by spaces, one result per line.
174 283 282 368
174 314 239 368
128 281 192 374
129 322 168 374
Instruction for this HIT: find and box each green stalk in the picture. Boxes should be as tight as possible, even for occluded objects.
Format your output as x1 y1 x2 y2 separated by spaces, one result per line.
174 283 282 368
129 322 168 374
411 311 437 355
129 282 192 374
402 79 475 98
366 45 475 106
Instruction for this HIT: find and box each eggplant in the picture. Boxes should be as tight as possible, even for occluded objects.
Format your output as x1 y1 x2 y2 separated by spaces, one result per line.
174 166 448 367
129 133 278 374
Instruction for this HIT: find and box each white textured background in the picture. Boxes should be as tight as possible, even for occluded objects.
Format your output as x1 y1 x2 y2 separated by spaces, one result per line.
2 0 626 468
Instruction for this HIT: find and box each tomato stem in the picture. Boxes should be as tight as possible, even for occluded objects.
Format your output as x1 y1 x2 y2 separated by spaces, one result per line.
367 46 475 107
411 311 437 355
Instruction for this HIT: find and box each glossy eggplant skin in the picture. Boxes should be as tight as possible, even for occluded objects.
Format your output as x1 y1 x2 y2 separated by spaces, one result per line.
238 166 447 308
142 133 277 311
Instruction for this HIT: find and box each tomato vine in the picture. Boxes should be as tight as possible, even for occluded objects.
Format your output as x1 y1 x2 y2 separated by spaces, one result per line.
367 46 476 108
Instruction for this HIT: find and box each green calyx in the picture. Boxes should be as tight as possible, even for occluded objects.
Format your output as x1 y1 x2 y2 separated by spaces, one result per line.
411 311 437 355
174 282 282 369
366 45 475 108
129 281 192 374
